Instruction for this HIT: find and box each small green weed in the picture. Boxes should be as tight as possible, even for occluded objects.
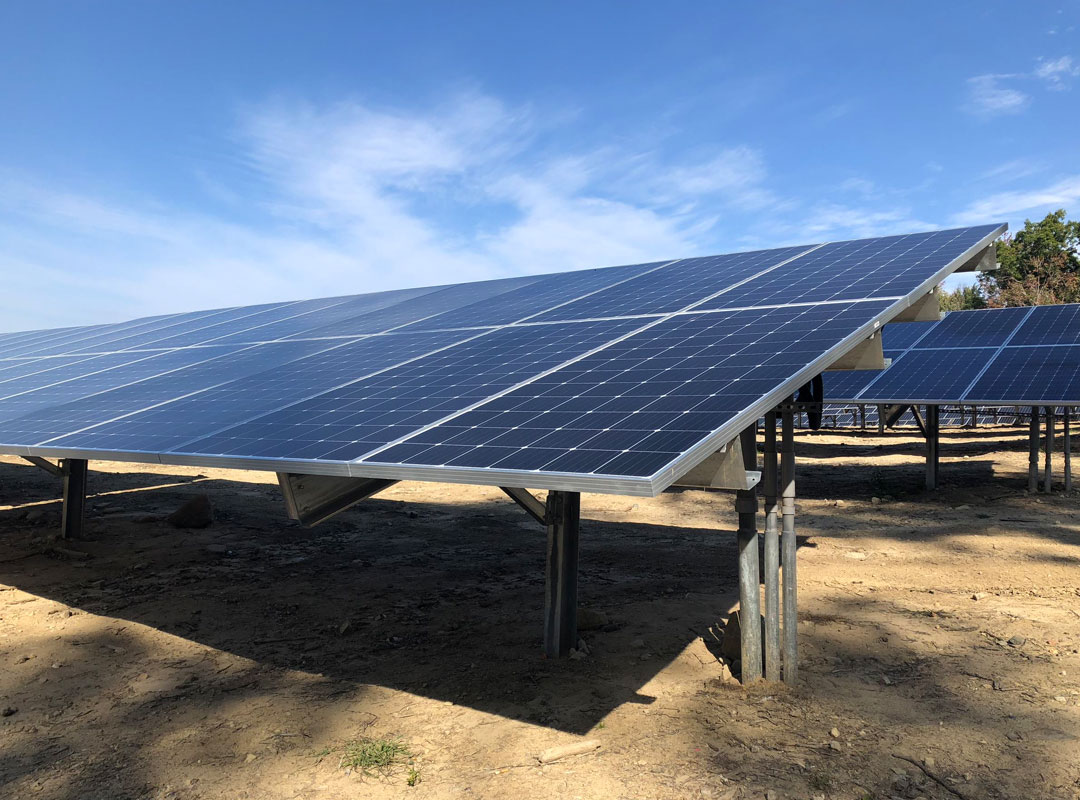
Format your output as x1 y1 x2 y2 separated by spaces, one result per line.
339 736 411 778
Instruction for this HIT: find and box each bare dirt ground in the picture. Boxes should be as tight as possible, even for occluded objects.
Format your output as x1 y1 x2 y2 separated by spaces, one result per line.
0 427 1078 800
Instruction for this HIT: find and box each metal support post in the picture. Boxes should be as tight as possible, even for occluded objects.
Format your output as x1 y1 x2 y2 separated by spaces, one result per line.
762 411 781 681
877 405 885 434
1029 407 1040 492
780 408 798 685
1045 407 1054 493
61 459 88 540
1065 410 1072 492
736 424 762 683
925 405 940 490
544 490 580 658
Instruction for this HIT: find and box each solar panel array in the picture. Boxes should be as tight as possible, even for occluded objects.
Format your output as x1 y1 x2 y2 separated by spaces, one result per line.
827 303 1080 407
0 223 1002 495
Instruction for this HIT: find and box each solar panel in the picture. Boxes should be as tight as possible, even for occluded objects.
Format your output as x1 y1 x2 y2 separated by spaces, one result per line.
830 303 1080 407
0 223 1004 495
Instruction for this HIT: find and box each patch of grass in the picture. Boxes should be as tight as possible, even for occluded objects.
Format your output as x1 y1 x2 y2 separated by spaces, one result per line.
406 767 421 787
339 736 412 778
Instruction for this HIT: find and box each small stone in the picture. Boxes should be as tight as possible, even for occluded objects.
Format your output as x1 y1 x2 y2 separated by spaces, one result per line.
1007 635 1026 648
166 494 213 529
577 607 610 631
871 496 881 505
568 648 587 661
1054 695 1067 703
834 499 845 508
50 662 62 669
205 544 228 555
972 592 987 601
955 504 970 511
630 637 646 649
244 753 257 763
923 756 935 769
830 727 840 738
828 740 842 751
1 707 16 717
1005 731 1023 741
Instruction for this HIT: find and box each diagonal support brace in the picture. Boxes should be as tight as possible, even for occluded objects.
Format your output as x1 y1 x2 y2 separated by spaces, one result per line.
500 487 547 526
23 456 63 477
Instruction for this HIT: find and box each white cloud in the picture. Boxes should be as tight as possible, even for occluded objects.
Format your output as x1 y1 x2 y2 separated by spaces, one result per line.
0 91 940 332
1034 55 1080 89
951 175 1080 225
965 74 1029 116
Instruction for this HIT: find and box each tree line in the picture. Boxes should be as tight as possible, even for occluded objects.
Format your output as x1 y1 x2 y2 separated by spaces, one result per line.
939 209 1080 311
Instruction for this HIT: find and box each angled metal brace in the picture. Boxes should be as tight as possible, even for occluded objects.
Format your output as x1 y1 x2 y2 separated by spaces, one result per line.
277 473 398 527
23 456 64 477
500 486 547 526
910 405 927 437
882 404 911 430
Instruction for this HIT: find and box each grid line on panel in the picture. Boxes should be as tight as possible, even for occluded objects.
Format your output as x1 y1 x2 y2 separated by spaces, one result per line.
25 339 360 448
155 251 816 459
368 301 896 479
955 305 1037 402
158 327 507 455
850 317 945 400
10 305 278 359
352 244 829 463
398 258 684 333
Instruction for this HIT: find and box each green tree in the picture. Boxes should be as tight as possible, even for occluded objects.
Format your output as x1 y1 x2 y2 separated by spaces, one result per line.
978 209 1080 306
938 284 987 311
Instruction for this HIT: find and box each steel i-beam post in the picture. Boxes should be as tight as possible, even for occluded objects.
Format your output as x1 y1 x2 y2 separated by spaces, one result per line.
780 408 798 685
762 411 781 681
544 490 580 658
61 459 88 540
736 424 762 683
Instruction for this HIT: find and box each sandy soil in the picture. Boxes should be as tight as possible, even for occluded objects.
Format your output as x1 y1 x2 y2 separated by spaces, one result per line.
0 427 1078 800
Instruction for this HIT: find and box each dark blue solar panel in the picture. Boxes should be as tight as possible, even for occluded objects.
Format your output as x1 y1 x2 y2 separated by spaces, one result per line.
175 319 642 462
699 225 1000 310
1009 304 1080 346
40 331 474 453
526 246 814 322
370 301 893 477
880 320 936 351
284 276 544 339
853 348 999 403
966 346 1080 404
822 368 882 400
0 346 251 425
0 340 339 448
916 306 1030 348
0 313 189 359
399 260 668 332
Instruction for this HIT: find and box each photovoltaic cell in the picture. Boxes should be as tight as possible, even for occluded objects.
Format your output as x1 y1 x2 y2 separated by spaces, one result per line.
827 303 1080 406
399 260 669 332
369 301 893 478
699 226 1001 310
40 330 475 453
966 345 1080 404
175 318 643 462
527 246 813 322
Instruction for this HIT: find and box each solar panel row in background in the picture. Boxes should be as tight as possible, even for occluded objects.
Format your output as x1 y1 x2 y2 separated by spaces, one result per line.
827 302 1080 406
0 223 1003 493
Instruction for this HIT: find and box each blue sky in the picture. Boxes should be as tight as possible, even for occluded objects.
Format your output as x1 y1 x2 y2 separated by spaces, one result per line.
1 2 1078 331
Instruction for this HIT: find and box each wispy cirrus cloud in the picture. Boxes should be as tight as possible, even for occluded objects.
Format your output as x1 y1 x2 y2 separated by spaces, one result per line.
965 74 1029 116
0 91 940 331
951 175 1080 225
1034 55 1080 89
964 54 1079 117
